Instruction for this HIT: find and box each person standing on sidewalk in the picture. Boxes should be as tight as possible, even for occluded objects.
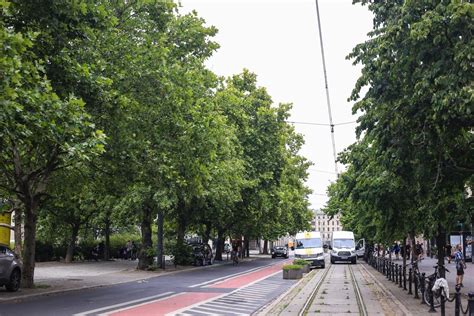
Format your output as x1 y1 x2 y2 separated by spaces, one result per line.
454 244 466 287
405 243 410 260
445 243 452 263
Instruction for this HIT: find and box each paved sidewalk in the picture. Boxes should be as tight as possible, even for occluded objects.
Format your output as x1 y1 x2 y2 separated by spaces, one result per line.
388 256 473 294
363 261 472 316
0 254 267 302
259 261 473 316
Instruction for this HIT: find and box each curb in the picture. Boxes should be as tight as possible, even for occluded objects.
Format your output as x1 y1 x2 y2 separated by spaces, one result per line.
254 268 317 315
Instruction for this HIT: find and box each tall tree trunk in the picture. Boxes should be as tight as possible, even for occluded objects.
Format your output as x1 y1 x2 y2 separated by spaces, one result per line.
244 235 250 258
436 226 446 278
214 228 224 261
263 240 268 254
176 199 187 247
104 213 111 260
157 209 164 269
14 210 22 260
203 223 211 245
65 223 80 263
402 237 407 272
410 233 416 263
138 204 153 270
22 200 38 288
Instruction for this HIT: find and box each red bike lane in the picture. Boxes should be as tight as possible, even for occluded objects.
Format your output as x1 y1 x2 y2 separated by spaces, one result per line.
104 260 289 316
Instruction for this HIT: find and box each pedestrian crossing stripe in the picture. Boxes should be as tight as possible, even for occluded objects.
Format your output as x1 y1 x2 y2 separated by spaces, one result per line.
171 275 296 316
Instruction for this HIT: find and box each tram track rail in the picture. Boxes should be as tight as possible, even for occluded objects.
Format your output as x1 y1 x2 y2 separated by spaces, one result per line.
298 263 369 316
298 264 332 316
348 264 368 316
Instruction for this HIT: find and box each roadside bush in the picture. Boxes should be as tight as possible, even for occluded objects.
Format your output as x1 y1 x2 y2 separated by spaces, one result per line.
170 242 193 266
35 240 55 262
293 259 309 266
282 264 302 271
109 233 140 259
35 240 67 262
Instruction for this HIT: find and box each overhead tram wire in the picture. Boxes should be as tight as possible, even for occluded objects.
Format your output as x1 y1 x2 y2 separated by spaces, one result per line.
286 120 356 127
315 0 338 175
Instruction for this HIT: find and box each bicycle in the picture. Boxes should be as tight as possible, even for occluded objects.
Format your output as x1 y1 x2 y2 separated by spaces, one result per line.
406 258 424 298
423 262 449 308
231 250 239 265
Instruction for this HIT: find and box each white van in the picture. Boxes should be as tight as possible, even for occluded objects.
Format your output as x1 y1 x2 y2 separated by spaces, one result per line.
330 231 357 264
294 231 325 268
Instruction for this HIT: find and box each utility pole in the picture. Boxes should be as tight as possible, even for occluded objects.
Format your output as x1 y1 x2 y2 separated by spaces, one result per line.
315 0 338 175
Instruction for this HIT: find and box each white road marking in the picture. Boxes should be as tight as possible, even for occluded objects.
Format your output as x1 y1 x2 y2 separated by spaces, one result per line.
73 291 174 316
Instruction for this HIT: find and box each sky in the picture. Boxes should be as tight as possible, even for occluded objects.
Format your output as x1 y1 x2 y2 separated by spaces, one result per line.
179 0 373 209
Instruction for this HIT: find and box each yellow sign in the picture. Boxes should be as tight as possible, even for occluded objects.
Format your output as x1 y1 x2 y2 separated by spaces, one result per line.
304 232 311 238
0 213 11 245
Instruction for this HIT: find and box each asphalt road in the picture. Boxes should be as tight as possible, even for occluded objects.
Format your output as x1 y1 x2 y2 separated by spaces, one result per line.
0 257 296 316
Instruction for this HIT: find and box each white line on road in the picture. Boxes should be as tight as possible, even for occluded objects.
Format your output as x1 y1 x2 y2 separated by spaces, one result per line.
73 291 174 316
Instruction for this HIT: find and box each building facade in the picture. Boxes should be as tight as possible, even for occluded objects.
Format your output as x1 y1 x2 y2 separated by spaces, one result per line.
312 209 342 243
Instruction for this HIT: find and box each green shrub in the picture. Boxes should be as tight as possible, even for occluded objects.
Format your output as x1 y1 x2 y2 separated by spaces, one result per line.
109 232 140 258
293 259 309 266
171 242 193 266
35 240 55 262
282 264 302 271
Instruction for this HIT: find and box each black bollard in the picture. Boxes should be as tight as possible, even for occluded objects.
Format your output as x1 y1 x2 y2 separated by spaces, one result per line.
395 264 398 283
428 277 436 312
392 262 396 282
440 285 446 316
420 273 426 304
408 268 413 294
454 285 461 316
467 292 474 316
414 272 419 299
403 266 407 290
399 265 403 288
388 262 391 280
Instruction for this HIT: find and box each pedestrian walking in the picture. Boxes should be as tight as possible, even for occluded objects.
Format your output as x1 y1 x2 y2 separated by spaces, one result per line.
415 241 423 260
394 242 400 260
454 244 466 287
126 240 132 260
131 241 137 260
445 243 452 263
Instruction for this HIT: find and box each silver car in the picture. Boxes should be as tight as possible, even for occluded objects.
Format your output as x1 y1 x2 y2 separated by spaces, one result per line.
0 244 21 292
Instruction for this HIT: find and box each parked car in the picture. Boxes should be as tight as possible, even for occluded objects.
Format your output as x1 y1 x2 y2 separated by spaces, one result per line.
271 246 289 259
190 243 213 266
0 244 21 292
